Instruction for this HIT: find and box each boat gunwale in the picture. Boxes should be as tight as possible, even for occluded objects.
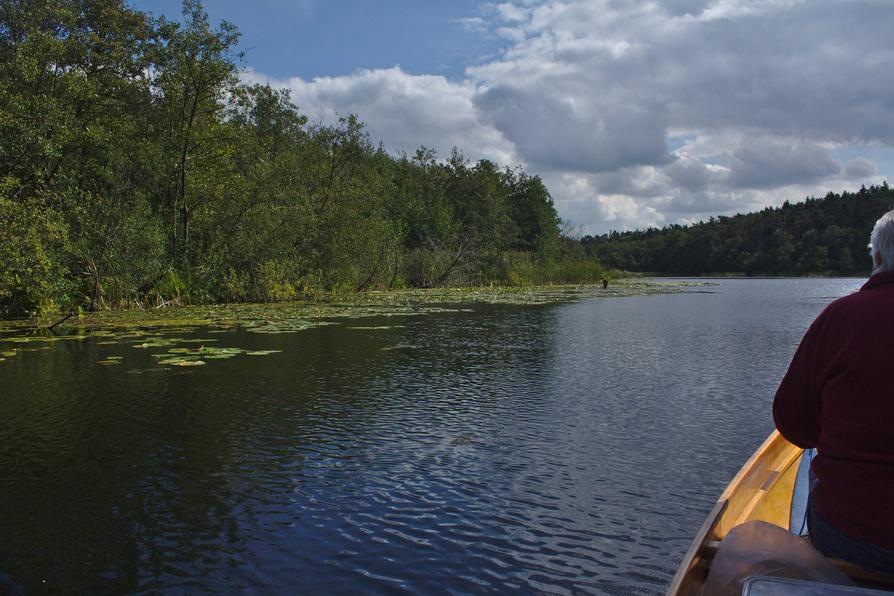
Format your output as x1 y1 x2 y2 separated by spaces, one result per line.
666 430 801 595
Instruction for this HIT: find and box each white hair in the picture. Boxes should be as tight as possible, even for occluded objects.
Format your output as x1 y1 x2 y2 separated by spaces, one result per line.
869 210 894 273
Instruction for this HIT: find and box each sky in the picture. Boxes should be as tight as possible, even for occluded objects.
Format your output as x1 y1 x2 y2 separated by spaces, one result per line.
132 0 894 235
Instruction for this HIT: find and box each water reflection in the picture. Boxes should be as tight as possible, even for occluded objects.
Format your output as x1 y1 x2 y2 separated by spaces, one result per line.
0 279 863 594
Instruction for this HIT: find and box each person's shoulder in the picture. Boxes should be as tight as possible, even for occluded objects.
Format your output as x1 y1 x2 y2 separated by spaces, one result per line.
810 287 864 328
829 289 863 308
813 281 887 326
826 289 859 309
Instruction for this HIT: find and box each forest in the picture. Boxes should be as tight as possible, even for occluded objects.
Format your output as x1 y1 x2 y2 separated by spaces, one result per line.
5 0 889 321
0 0 602 318
583 184 894 276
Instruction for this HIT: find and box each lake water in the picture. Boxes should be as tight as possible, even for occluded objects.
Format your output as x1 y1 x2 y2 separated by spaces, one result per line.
0 278 865 594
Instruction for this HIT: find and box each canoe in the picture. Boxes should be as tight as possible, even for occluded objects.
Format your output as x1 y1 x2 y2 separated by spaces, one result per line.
667 430 894 595
666 431 804 595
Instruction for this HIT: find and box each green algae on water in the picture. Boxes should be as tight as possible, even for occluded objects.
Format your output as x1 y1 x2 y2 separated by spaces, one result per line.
0 281 703 371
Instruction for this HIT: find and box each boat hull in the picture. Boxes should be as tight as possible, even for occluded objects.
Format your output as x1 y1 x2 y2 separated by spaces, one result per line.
667 431 804 595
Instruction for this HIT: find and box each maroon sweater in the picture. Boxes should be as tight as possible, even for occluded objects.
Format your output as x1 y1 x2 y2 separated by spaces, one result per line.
773 271 894 549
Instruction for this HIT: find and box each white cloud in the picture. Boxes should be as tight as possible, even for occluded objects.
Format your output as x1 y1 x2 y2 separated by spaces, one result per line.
243 66 517 166
495 27 526 42
247 0 894 233
723 138 843 190
497 3 531 22
844 157 877 179
474 86 671 173
697 0 806 22
454 17 488 35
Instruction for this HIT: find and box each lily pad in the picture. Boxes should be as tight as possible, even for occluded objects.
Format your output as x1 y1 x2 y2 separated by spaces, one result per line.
244 320 338 334
4 336 58 344
133 337 218 349
133 339 179 349
171 359 205 367
381 344 419 351
1 350 17 357
156 356 206 367
160 346 243 357
152 345 247 367
0 281 696 350
245 350 282 356
97 359 121 365
156 357 201 366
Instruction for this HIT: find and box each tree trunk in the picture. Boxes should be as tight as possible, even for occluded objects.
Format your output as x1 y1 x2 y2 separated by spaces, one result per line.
427 241 467 288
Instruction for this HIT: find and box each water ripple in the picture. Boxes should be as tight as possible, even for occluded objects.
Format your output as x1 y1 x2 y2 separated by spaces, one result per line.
0 279 864 594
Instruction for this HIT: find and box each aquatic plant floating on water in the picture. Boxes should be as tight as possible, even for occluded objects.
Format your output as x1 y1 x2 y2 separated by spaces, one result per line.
133 337 218 349
155 358 206 367
243 320 339 334
2 335 86 345
148 345 281 367
381 344 420 351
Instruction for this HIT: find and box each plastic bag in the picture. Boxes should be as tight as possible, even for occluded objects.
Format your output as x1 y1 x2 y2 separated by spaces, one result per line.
703 520 854 596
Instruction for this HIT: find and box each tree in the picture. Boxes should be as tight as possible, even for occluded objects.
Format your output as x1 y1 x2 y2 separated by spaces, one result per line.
151 0 241 262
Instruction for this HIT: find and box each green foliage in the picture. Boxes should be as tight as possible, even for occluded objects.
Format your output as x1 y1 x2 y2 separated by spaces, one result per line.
0 0 582 318
502 250 606 286
583 184 893 276
148 269 193 307
256 260 298 302
0 196 71 316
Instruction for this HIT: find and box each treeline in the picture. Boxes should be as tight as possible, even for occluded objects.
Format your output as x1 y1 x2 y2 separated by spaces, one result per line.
582 184 894 276
0 0 602 318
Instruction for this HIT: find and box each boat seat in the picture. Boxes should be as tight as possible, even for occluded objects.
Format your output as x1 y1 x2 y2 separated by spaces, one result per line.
829 559 894 592
742 575 894 594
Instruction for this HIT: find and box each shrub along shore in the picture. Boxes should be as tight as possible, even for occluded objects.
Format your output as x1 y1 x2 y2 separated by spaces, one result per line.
0 0 609 319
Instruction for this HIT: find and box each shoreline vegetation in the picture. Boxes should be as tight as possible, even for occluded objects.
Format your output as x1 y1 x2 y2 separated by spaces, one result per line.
3 2 886 322
0 0 615 320
634 273 869 279
0 279 705 368
0 280 704 334
583 184 892 276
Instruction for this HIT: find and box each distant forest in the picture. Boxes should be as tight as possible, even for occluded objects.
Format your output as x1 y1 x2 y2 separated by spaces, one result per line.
0 0 600 318
582 184 893 276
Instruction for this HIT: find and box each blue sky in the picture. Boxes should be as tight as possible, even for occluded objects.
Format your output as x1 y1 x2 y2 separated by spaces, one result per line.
131 0 502 80
129 1 894 234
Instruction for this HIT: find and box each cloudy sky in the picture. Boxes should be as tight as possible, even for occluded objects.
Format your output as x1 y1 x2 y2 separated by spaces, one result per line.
135 0 893 234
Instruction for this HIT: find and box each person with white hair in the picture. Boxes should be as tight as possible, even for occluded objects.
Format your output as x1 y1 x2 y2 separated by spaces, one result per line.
869 210 894 273
773 209 894 575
